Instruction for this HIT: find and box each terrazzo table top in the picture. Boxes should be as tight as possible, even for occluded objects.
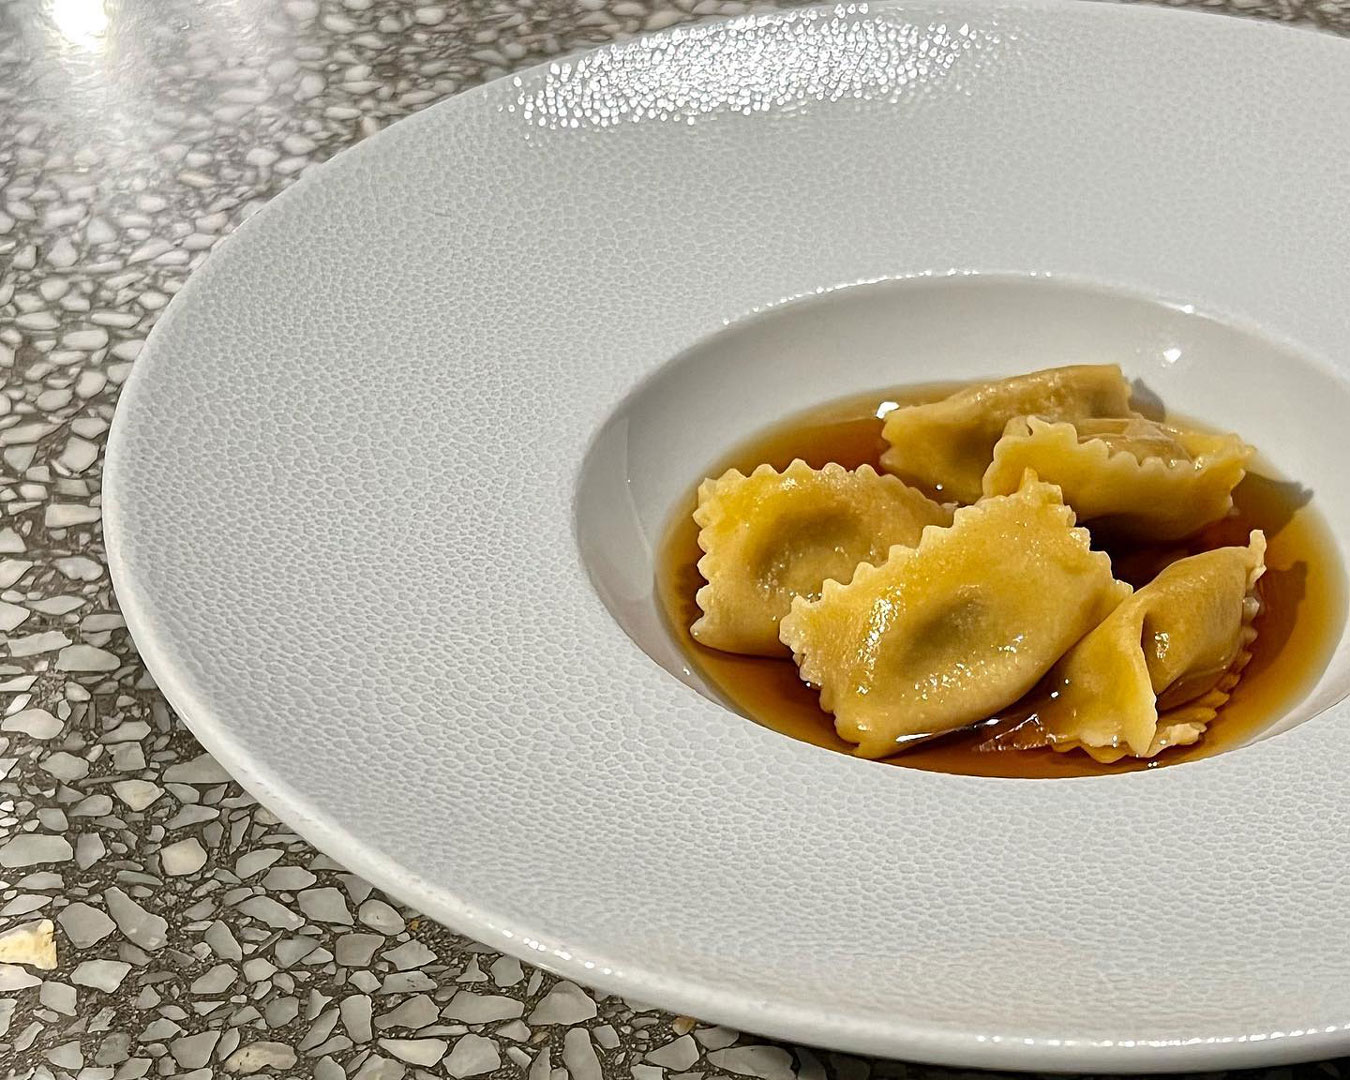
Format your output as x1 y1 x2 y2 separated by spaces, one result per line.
2 0 1349 1077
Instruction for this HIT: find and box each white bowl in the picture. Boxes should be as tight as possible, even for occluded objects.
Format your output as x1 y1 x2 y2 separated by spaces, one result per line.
106 1 1350 1069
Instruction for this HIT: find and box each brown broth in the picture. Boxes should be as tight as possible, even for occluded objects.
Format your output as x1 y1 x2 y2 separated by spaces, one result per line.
656 386 1348 778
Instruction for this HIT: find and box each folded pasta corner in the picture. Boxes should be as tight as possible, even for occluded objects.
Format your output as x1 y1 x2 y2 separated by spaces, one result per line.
690 458 950 657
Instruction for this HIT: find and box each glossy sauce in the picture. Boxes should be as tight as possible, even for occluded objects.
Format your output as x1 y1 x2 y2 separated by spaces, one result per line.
656 386 1347 777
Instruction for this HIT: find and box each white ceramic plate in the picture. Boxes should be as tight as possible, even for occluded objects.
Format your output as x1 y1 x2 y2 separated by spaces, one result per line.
106 1 1350 1070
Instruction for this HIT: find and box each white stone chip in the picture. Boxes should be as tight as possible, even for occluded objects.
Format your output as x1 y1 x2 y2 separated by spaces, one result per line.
142 1017 183 1040
260 865 315 891
382 939 435 969
273 935 320 967
14 311 59 332
235 848 283 877
190 962 236 995
374 993 438 1030
39 378 75 407
127 239 173 263
3 708 62 738
104 886 169 949
693 1025 738 1050
265 995 301 1027
379 1038 447 1066
313 1057 345 1080
444 1034 500 1078
0 602 30 632
57 901 116 947
298 886 352 924
75 832 105 869
56 643 120 671
171 1030 221 1068
204 920 244 960
40 750 89 780
0 895 48 917
103 718 150 742
40 979 77 1014
646 1035 699 1070
528 980 597 1025
498 1020 531 1042
71 793 113 816
71 959 131 991
564 1028 602 1080
235 895 304 930
707 1046 796 1080
9 630 73 656
334 932 382 966
441 991 523 1024
357 898 404 934
298 1008 341 1053
86 216 117 244
160 837 207 876
379 970 437 994
16 870 63 890
45 503 101 528
527 1044 550 1080
0 420 59 446
242 957 276 981
112 780 163 810
0 560 34 587
46 1038 84 1069
0 919 56 968
295 73 326 100
352 1055 406 1080
341 993 373 1042
45 235 79 267
62 327 109 350
55 555 103 580
31 596 87 616
223 1041 298 1073
75 369 107 398
0 833 74 867
0 963 42 990
163 751 232 783
489 955 523 986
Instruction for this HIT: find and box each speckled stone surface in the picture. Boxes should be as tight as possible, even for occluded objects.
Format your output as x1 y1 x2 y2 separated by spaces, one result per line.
3 0 1350 1077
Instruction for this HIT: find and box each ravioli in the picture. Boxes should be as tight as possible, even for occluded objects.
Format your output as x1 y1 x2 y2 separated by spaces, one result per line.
983 416 1253 540
691 460 951 656
1035 532 1266 762
777 474 1131 757
880 364 1136 503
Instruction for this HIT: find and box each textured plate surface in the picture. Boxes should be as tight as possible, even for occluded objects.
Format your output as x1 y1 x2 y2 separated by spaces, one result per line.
105 1 1350 1069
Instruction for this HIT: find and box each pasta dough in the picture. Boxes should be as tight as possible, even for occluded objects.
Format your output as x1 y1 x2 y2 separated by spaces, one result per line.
983 416 1253 540
880 364 1136 503
778 474 1131 757
691 460 951 656
1036 532 1266 762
